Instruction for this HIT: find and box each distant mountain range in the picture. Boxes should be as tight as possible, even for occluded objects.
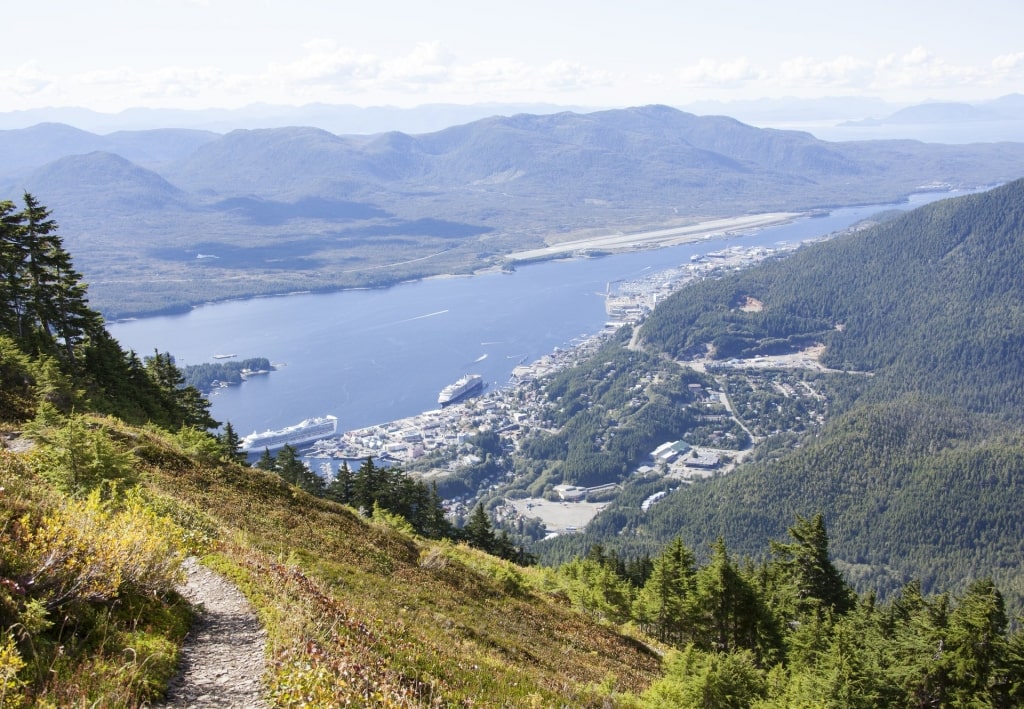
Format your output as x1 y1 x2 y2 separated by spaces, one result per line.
3 104 1024 319
3 94 1022 136
0 102 592 136
842 94 1024 127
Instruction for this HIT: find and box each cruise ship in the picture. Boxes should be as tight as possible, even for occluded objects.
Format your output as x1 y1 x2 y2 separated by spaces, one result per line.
438 374 484 406
239 415 338 452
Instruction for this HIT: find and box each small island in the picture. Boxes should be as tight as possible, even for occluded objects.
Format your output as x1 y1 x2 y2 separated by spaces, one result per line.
182 357 275 393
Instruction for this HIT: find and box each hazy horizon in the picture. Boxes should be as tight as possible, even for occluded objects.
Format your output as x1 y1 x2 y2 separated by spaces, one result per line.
5 1 1023 114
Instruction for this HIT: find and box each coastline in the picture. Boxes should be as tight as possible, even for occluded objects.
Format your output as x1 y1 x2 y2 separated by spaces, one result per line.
307 239 803 469
103 212 804 322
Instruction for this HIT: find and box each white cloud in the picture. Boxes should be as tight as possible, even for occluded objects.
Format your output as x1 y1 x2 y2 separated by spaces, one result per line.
3 36 1021 111
69 65 239 106
677 58 762 88
666 47 1005 99
902 46 934 67
263 43 612 101
452 57 531 88
269 42 382 87
777 55 871 88
992 52 1024 72
0 63 52 97
380 42 455 85
537 61 612 92
871 46 985 92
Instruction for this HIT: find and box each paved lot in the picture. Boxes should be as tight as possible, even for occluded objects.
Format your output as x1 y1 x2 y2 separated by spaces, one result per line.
508 497 607 533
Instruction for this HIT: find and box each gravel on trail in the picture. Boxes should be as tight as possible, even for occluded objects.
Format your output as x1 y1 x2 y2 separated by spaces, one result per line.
156 557 268 708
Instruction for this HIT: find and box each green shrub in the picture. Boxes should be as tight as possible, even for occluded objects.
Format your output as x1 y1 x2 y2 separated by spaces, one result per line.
20 485 186 612
0 632 25 709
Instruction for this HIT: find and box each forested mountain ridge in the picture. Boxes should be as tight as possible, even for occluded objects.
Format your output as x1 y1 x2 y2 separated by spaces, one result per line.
640 178 1024 416
5 105 1024 318
538 179 1024 609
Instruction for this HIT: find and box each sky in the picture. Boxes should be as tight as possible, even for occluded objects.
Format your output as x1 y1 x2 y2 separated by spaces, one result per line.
3 0 1023 113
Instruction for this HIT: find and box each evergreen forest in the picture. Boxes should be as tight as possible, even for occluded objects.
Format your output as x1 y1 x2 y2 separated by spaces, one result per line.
537 179 1024 615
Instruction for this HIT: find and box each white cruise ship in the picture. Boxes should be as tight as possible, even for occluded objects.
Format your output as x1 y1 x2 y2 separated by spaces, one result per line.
240 415 338 452
438 374 484 406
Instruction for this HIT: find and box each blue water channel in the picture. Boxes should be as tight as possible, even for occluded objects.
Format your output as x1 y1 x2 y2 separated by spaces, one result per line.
107 191 965 438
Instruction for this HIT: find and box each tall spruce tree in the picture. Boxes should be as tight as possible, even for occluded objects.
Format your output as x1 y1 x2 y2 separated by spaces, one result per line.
0 194 102 363
144 350 218 430
326 461 354 504
690 538 780 659
0 200 27 339
217 421 247 462
463 504 497 552
769 513 854 619
633 536 696 644
274 444 306 486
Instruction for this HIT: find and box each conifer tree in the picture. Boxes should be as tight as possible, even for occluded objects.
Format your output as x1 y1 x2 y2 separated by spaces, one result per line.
217 421 247 462
690 538 779 658
946 578 1009 706
144 350 218 430
0 194 102 363
463 504 496 552
20 193 98 361
633 537 696 644
326 461 354 504
352 457 382 513
274 444 306 486
254 447 275 471
883 581 952 706
0 199 27 338
769 513 854 619
422 482 450 538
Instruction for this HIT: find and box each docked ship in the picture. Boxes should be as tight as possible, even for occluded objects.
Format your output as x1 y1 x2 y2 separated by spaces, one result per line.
438 374 484 407
239 415 338 452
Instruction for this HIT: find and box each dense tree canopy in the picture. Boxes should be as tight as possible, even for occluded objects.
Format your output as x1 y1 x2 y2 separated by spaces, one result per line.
538 180 1024 614
550 518 1024 707
0 194 218 434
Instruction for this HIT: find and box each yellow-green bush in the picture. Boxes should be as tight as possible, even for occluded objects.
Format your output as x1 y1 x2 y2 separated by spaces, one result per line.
0 632 25 709
20 485 186 611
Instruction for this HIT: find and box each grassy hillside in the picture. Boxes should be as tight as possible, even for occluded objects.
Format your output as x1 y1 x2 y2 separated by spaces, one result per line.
0 414 661 706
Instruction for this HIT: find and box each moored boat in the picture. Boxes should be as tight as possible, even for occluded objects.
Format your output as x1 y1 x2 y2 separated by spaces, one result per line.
438 374 484 406
240 415 338 452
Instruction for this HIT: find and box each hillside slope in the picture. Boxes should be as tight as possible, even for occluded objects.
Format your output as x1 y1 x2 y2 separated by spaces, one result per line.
641 179 1024 416
538 180 1024 605
0 416 660 706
